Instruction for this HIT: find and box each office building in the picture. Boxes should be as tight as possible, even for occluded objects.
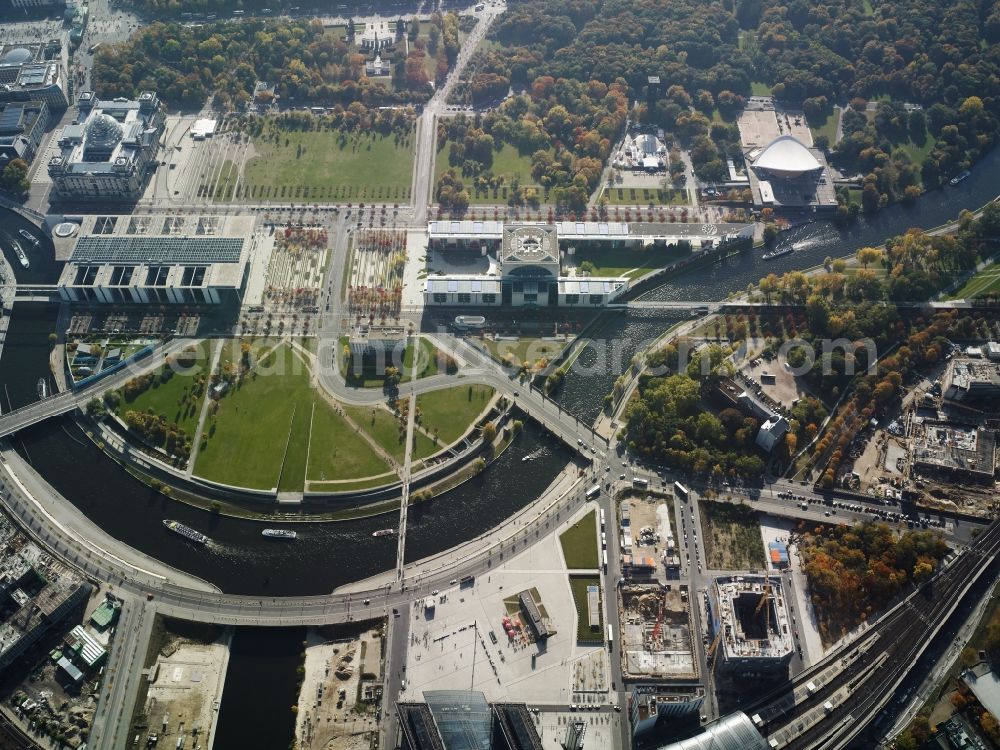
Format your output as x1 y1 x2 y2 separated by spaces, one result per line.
708 575 794 676
0 42 67 111
397 690 543 750
0 99 48 165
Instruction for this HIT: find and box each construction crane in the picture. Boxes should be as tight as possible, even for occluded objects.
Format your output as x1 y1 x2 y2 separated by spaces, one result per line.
755 576 772 619
651 600 666 642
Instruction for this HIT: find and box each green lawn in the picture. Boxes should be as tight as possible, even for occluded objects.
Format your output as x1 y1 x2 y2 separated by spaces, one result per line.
195 344 390 490
416 384 494 445
751 81 772 96
435 141 547 204
571 243 682 278
808 107 839 144
568 575 603 642
949 260 1000 299
480 337 568 370
602 186 690 206
343 403 448 462
559 510 599 569
307 401 393 482
893 134 935 166
120 342 210 437
230 124 414 204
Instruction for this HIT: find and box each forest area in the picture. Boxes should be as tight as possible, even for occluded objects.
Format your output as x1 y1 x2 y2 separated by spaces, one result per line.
437 0 1000 212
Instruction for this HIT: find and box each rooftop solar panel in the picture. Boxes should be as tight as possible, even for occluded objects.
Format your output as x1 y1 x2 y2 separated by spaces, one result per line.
70 235 244 264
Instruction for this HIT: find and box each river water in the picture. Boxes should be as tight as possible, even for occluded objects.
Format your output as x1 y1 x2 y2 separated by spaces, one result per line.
1 149 999 595
2 155 999 750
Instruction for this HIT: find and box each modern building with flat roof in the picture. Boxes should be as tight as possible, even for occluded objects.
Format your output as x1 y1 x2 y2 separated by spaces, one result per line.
0 99 48 166
0 42 67 111
708 575 794 676
48 90 164 202
943 358 1000 404
57 213 258 305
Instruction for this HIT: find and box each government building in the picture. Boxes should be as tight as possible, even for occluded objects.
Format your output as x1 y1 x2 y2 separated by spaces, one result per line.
47 91 164 203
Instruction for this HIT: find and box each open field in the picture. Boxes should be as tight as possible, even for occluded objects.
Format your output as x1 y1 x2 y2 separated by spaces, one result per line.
435 141 547 204
340 337 445 388
949 260 1000 298
808 108 839 144
751 81 772 96
416 384 494 445
568 575 603 642
602 186 690 206
194 344 390 490
559 510 599 569
698 500 767 570
231 125 414 204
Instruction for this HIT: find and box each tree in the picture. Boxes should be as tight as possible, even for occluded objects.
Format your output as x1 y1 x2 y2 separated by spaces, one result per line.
481 422 497 443
856 247 883 269
0 159 30 196
762 223 779 245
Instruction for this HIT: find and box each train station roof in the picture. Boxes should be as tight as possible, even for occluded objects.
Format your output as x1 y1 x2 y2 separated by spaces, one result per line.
658 712 770 750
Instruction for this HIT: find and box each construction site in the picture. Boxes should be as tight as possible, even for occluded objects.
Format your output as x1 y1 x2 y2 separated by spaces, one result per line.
707 575 794 677
618 584 696 681
295 621 384 750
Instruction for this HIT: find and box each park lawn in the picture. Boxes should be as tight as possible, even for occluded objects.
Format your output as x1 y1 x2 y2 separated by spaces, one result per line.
237 125 414 204
751 81 772 96
416 384 494 445
194 344 306 489
808 107 839 144
481 337 568 369
893 134 935 167
602 186 690 206
572 244 678 278
195 344 389 489
560 510 599 569
698 500 767 570
344 404 407 462
568 575 603 642
949 260 1000 299
404 336 440 380
120 341 211 437
307 400 393 482
435 141 547 204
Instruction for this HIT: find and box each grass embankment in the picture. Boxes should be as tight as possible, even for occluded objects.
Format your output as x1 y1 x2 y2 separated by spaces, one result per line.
568 575 603 642
602 186 690 206
416 384 494 445
559 510 599 569
194 344 390 490
698 500 767 570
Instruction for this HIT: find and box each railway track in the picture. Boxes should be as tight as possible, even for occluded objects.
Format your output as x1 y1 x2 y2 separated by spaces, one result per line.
759 521 1000 749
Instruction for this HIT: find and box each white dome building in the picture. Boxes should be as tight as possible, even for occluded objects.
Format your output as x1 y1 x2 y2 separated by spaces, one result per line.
752 135 821 178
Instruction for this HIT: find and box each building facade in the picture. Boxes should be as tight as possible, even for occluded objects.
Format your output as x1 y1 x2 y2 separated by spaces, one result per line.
48 91 164 202
0 99 48 165
56 214 257 306
0 43 67 111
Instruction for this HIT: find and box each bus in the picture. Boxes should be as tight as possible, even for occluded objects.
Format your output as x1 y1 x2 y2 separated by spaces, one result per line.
607 624 613 651
599 508 605 530
632 477 649 490
586 484 601 500
674 481 689 500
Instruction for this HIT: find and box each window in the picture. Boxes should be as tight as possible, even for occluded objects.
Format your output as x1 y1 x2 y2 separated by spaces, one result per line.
523 293 537 303
433 293 447 303
565 294 579 305
589 295 603 305
482 293 496 304
457 293 471 303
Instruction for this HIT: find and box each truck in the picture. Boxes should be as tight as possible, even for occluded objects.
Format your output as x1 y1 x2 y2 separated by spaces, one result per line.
607 624 613 650
602 550 608 573
633 477 649 490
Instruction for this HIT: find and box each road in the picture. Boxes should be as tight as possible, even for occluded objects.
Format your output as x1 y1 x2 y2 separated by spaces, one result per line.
88 600 155 750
